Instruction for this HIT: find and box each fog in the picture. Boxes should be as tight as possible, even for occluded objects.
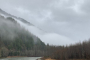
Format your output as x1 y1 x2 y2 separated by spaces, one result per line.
0 16 18 40
0 0 90 45
0 15 40 44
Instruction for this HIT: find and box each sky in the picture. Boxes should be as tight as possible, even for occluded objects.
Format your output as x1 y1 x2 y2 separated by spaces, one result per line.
0 0 90 45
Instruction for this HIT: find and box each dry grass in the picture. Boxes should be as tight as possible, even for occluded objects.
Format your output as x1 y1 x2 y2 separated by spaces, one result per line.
69 59 89 60
40 57 89 60
44 58 89 60
40 58 56 60
45 58 56 60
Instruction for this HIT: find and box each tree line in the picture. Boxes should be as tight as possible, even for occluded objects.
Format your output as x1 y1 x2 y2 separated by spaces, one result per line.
45 40 90 60
0 16 46 58
1 15 90 60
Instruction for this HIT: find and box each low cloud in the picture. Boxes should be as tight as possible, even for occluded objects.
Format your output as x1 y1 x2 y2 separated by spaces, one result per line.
0 0 90 45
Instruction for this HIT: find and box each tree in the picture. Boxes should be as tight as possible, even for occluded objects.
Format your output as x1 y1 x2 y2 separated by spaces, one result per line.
1 47 9 57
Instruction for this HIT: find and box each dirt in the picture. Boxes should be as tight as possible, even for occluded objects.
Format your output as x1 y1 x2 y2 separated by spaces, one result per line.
41 58 89 60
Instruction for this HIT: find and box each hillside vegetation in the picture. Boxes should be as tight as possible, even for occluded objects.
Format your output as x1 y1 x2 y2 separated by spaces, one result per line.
44 40 90 60
0 14 90 60
0 15 45 57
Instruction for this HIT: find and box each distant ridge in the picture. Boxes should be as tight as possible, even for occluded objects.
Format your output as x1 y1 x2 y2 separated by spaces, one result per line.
0 8 32 25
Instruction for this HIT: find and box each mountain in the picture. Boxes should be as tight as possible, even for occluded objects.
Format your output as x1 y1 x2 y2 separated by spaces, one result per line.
0 9 32 25
0 8 45 36
0 8 46 57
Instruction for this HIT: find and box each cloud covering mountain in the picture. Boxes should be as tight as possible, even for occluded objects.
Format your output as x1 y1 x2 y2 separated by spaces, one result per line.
0 0 90 45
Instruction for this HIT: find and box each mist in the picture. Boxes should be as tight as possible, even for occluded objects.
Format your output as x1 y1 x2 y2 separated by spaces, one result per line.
0 15 41 44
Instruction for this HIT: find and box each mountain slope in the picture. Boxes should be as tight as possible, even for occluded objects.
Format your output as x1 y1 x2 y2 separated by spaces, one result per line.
0 8 45 37
0 10 45 57
0 8 33 25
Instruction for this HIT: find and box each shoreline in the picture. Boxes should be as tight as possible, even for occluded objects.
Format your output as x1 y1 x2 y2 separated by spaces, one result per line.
39 57 56 60
0 56 28 59
39 57 90 60
0 56 41 59
1 57 89 60
7 56 28 58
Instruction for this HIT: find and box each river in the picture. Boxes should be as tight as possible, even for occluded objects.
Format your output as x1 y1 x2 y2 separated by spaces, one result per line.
0 57 41 60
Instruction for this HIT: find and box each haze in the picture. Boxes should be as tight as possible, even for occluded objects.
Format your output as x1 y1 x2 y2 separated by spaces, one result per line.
0 0 90 45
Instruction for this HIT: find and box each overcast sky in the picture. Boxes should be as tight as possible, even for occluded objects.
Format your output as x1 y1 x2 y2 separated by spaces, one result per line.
0 0 90 45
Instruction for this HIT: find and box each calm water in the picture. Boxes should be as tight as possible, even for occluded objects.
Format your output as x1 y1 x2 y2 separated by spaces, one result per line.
0 57 41 60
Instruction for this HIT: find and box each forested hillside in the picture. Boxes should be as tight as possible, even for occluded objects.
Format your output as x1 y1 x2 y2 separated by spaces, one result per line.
44 40 90 60
1 9 90 60
0 15 45 57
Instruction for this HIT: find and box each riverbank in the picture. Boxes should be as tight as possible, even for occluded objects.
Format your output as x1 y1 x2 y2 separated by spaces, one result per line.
44 58 56 60
0 56 27 59
7 56 27 58
39 57 56 60
43 59 89 60
0 57 41 60
40 57 90 60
